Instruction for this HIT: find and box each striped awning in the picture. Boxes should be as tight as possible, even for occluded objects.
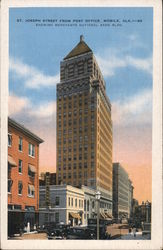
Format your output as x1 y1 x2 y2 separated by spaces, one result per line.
8 155 17 167
105 212 113 219
28 164 36 173
69 212 81 219
100 212 106 219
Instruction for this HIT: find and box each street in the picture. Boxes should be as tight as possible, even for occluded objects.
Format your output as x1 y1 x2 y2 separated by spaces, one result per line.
8 223 150 240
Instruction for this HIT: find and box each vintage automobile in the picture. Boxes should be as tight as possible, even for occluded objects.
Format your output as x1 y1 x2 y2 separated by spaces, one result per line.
47 223 70 239
66 227 94 240
87 225 111 240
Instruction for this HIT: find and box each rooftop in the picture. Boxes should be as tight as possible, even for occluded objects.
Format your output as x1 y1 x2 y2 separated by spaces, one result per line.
8 117 44 144
64 35 92 60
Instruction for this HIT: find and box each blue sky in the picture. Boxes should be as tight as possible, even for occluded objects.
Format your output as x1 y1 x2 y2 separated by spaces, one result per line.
9 7 153 202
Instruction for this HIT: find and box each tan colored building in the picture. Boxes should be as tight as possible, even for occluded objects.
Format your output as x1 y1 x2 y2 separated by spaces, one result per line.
56 36 112 212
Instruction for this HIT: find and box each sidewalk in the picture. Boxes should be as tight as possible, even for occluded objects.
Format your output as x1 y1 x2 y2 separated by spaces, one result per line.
8 232 48 240
117 232 151 240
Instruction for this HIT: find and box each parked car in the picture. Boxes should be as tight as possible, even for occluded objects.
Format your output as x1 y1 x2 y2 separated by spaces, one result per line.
66 227 94 240
47 223 70 239
88 225 111 240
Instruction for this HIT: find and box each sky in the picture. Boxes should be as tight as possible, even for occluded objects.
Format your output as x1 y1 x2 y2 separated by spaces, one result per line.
9 7 153 204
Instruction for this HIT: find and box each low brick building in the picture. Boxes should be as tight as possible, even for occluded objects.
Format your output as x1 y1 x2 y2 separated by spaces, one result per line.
8 117 43 235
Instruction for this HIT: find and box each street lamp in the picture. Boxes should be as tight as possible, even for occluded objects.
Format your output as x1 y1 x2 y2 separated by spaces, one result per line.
95 191 101 240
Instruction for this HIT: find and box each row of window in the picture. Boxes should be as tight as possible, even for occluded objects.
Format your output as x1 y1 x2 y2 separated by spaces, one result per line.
58 171 94 179
58 100 90 109
58 152 94 159
58 92 89 101
58 162 95 169
58 145 94 154
84 199 95 211
68 197 83 208
8 160 36 178
58 137 95 145
8 180 35 197
8 134 35 157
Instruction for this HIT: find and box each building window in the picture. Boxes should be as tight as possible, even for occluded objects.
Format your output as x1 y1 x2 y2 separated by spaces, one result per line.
79 172 82 178
28 185 35 197
91 171 94 177
18 159 22 173
18 181 23 195
28 165 35 178
71 198 73 207
84 200 86 211
18 137 23 151
87 200 89 211
8 179 13 193
79 163 82 169
55 196 60 206
68 197 71 206
79 154 82 160
75 198 77 207
55 212 59 223
84 163 87 168
29 143 35 157
92 201 95 209
8 133 12 147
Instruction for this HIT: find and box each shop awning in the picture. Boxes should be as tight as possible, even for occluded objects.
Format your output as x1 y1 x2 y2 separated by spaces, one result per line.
28 164 36 173
105 212 113 219
29 184 35 191
100 212 106 219
8 155 17 167
69 212 81 219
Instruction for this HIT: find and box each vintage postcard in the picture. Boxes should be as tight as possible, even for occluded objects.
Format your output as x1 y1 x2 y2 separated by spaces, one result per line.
0 0 162 249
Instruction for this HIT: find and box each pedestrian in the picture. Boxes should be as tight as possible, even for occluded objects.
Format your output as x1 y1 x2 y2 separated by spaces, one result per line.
133 227 136 237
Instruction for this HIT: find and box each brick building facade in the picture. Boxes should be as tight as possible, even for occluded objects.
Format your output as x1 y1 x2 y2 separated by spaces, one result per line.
8 117 43 235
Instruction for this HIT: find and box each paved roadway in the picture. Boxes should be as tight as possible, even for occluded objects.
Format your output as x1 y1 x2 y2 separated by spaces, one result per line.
117 232 151 240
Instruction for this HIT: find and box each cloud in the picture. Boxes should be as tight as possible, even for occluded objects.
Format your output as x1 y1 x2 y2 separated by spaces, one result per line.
126 56 152 74
95 51 152 77
29 101 56 119
9 57 60 89
112 88 152 127
8 93 30 116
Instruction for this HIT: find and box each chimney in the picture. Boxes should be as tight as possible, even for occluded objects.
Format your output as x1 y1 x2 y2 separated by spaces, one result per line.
80 35 84 42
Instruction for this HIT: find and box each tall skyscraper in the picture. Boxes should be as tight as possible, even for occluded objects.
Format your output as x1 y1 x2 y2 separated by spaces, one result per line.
56 36 112 209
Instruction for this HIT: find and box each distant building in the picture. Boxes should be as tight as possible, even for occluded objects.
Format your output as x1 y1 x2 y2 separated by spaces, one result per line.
132 198 139 218
81 185 112 225
56 35 113 213
39 172 56 186
133 200 151 223
39 185 84 226
8 117 43 235
112 162 133 220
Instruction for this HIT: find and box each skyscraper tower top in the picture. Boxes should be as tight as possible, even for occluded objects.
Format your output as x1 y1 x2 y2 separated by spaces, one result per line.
64 35 92 60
